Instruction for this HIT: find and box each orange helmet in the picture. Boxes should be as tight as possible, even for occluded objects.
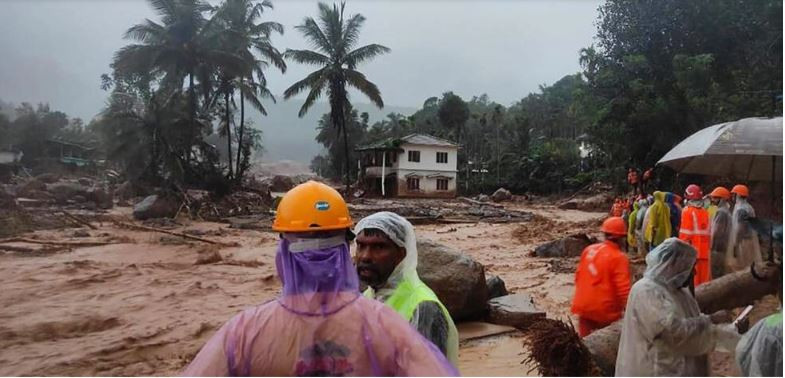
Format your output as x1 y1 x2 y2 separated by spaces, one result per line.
272 181 353 232
731 184 749 198
684 184 702 200
709 186 731 200
601 216 627 236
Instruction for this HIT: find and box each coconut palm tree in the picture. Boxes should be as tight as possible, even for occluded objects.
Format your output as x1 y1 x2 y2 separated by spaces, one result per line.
113 0 222 161
213 0 286 180
284 1 390 190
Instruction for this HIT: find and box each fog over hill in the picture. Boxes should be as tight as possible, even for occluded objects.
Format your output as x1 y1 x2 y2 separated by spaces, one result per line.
246 100 416 163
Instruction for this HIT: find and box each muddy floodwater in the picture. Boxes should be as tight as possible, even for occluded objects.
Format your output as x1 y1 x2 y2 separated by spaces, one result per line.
0 203 776 376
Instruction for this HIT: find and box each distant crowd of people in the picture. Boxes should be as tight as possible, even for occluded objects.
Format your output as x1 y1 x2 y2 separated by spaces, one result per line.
573 180 781 376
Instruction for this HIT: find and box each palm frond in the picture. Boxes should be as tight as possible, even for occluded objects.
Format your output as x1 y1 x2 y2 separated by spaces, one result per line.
254 42 287 73
283 68 327 99
124 19 166 43
345 69 384 108
295 17 332 54
113 44 161 74
318 2 343 55
253 21 284 36
344 44 390 69
283 49 329 67
299 76 328 117
148 0 178 22
342 13 366 50
240 84 268 115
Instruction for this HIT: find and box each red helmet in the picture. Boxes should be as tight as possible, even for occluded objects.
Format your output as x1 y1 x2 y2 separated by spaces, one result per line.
684 184 703 200
601 216 627 236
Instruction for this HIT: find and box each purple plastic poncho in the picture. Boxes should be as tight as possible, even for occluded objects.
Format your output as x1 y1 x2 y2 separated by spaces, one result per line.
183 236 458 376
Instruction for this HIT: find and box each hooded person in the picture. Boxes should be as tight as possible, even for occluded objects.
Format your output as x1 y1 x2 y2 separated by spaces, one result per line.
645 191 672 250
627 201 640 252
708 187 733 279
635 198 651 257
354 212 459 367
571 217 632 337
726 184 763 272
182 182 457 376
615 238 742 376
679 184 712 287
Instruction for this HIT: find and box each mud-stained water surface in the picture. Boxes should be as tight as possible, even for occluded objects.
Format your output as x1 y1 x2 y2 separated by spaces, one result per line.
0 203 776 376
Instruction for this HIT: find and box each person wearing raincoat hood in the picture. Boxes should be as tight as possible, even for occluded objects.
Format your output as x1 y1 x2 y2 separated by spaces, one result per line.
727 184 763 272
635 197 651 257
644 191 671 250
615 238 742 376
354 212 459 367
182 182 457 376
708 187 733 279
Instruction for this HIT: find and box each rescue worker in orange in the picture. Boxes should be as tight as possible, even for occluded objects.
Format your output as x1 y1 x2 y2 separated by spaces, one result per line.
571 217 632 337
679 184 712 287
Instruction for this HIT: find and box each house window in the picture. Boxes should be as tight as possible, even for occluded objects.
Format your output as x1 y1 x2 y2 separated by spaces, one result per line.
436 152 448 164
437 178 448 191
407 177 420 190
408 150 420 162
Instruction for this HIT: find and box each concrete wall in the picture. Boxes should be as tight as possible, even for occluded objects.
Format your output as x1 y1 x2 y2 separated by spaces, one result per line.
397 144 458 173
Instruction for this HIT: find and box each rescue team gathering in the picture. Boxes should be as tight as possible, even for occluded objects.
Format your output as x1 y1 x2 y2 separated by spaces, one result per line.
182 180 782 377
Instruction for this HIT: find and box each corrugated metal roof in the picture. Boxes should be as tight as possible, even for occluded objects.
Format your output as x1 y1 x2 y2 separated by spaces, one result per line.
400 133 458 147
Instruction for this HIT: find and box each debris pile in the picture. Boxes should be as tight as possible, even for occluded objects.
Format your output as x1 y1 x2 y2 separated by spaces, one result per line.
350 198 533 225
523 318 602 377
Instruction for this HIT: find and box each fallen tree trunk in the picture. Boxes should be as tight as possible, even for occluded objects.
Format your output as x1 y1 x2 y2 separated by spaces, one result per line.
113 221 238 247
0 237 116 247
583 264 780 376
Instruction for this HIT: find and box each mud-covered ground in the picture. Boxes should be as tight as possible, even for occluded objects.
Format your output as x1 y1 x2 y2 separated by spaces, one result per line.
0 202 777 376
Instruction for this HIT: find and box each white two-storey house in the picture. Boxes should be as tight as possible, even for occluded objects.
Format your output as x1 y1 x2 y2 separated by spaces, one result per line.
357 133 459 198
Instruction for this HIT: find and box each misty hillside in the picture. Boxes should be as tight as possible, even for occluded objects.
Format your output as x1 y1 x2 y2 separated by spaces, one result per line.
245 99 415 163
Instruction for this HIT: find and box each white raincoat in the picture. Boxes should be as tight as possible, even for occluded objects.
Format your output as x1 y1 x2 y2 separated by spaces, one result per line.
727 196 763 271
615 238 740 376
736 311 783 377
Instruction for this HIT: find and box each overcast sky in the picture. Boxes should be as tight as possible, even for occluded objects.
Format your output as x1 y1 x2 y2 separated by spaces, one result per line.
0 0 602 121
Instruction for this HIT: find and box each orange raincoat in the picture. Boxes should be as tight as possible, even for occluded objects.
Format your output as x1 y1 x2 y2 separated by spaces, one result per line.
679 204 712 286
571 240 632 337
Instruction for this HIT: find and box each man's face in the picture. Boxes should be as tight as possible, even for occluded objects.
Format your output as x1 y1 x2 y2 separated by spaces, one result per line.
354 230 405 289
709 196 720 205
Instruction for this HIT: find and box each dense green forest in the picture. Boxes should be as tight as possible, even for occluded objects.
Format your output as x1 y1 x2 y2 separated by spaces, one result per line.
313 0 782 194
2 0 782 196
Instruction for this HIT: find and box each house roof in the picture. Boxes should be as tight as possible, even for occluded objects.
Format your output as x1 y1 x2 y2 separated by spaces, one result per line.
355 137 403 151
400 133 458 147
356 133 458 151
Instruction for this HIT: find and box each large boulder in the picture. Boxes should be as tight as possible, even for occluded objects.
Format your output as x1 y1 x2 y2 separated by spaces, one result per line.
559 193 614 212
533 233 596 258
270 175 296 192
17 178 46 197
416 239 488 321
486 275 508 299
47 182 89 205
491 188 512 202
88 188 114 209
133 194 180 220
487 293 546 328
